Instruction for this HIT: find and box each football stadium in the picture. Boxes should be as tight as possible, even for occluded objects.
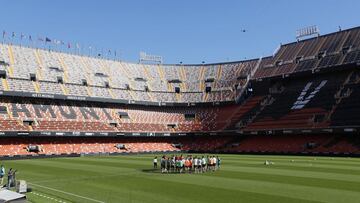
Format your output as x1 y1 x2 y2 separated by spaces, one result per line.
0 1 360 202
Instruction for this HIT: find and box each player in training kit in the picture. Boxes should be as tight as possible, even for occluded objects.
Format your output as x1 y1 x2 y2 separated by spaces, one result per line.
194 157 198 173
202 156 207 173
153 157 158 169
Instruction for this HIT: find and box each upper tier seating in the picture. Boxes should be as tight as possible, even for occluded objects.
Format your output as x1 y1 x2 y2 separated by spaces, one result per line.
0 44 258 103
253 27 360 79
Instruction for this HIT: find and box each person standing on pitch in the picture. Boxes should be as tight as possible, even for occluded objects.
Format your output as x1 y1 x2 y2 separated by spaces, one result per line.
0 164 5 186
202 156 207 173
216 156 221 170
161 156 166 173
213 156 217 171
193 157 198 173
153 156 158 169
7 168 14 189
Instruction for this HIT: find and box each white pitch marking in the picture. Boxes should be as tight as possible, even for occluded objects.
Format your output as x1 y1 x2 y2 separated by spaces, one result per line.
29 182 105 203
31 191 67 203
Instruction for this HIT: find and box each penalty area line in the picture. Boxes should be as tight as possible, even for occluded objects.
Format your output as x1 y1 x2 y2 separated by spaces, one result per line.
29 182 106 203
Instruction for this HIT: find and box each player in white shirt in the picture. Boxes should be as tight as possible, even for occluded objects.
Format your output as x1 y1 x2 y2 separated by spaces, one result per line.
202 156 207 173
194 157 198 173
213 157 217 171
198 158 202 173
153 157 158 169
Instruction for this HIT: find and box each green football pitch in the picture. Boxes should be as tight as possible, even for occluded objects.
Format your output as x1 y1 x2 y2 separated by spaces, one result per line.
2 154 360 203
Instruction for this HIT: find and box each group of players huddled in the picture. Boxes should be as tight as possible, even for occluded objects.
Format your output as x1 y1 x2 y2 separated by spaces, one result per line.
153 155 221 174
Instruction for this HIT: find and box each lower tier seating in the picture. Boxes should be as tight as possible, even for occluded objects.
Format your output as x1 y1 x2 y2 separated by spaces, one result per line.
0 137 180 156
1 134 359 157
223 134 360 154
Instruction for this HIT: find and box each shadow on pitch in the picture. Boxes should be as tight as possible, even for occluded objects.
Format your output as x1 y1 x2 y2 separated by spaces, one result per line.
141 168 196 174
141 168 162 173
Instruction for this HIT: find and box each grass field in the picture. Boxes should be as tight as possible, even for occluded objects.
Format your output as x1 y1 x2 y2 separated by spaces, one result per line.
2 154 360 203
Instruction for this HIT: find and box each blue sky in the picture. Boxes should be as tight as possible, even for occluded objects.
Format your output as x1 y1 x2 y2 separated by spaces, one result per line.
0 0 359 64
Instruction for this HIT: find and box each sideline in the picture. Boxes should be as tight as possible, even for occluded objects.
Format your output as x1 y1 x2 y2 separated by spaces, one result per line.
30 191 67 203
29 182 106 203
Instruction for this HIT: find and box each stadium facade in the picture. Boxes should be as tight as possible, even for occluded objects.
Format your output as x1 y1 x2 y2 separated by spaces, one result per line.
0 26 359 157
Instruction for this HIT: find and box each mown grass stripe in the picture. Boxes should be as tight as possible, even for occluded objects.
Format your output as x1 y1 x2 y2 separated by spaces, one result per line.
203 170 360 192
222 165 360 182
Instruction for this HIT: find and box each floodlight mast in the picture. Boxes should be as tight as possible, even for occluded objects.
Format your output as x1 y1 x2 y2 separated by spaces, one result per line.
296 25 320 40
139 52 163 64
